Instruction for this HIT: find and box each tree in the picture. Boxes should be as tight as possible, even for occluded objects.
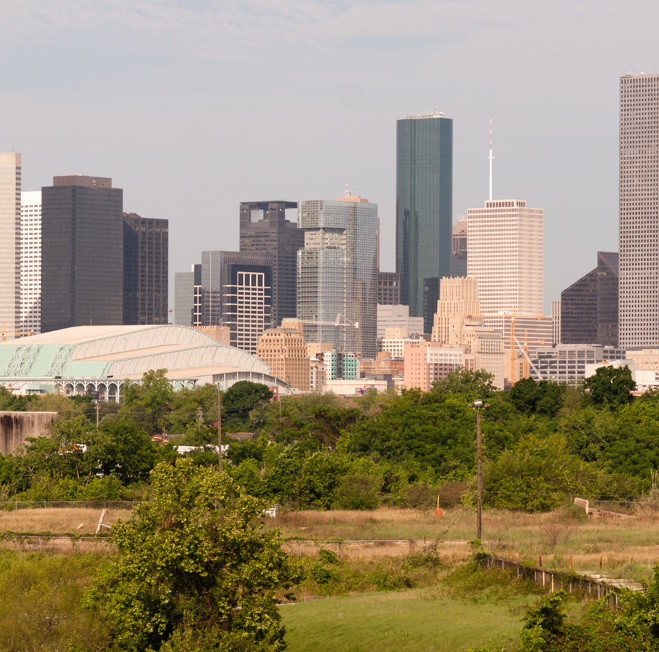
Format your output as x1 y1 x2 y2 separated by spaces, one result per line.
221 381 273 428
509 377 567 417
84 459 301 652
583 365 636 409
120 369 175 435
429 368 497 400
483 434 601 512
92 419 157 483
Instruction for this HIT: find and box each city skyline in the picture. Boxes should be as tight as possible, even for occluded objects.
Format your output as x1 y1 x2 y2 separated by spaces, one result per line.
3 1 655 317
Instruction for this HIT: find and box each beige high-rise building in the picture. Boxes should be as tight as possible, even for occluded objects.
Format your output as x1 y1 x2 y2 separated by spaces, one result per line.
461 325 505 390
256 327 310 391
467 199 543 315
431 276 484 345
619 73 659 348
0 153 21 341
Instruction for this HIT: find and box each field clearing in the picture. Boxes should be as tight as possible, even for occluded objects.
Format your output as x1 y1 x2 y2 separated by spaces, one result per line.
281 588 536 652
0 508 132 535
269 506 659 581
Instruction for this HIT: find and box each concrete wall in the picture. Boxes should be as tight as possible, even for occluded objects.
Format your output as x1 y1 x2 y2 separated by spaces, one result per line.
0 412 58 456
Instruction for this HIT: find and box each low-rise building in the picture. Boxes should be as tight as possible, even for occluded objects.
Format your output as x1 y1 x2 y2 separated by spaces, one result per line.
377 304 424 339
529 344 626 384
309 358 326 391
255 327 310 391
322 378 389 396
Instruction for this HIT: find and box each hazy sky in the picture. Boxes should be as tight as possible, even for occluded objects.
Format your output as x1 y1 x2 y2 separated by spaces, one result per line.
2 0 657 314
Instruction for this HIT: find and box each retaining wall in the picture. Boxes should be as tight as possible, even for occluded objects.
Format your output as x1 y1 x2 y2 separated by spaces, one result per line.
0 412 58 455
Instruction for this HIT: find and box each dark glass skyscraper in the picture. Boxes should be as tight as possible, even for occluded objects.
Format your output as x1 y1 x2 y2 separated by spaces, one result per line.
41 176 123 332
561 251 619 347
396 112 453 333
123 213 168 325
239 201 303 327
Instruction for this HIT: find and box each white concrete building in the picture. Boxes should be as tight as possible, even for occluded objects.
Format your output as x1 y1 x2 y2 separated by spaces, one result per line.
20 191 41 336
467 199 543 315
0 153 21 341
377 304 424 339
619 74 659 348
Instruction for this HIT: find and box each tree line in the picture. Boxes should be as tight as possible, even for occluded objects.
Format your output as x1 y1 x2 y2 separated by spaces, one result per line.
0 364 655 512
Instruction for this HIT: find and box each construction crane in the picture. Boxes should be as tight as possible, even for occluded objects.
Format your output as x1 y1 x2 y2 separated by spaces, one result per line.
1 322 33 342
508 311 548 386
518 330 547 380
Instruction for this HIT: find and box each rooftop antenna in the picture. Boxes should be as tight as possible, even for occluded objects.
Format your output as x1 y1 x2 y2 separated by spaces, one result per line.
488 115 494 201
344 184 350 197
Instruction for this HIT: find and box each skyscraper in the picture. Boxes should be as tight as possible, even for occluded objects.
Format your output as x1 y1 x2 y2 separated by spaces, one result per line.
175 264 201 327
0 153 21 340
239 201 304 327
297 194 378 358
619 73 659 348
123 212 169 325
560 251 619 347
201 251 273 353
467 199 544 315
451 216 468 278
41 175 123 332
396 112 453 333
20 191 42 335
377 272 400 305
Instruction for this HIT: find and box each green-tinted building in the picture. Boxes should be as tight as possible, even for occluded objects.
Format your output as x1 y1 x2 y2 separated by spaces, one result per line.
396 112 453 334
297 196 378 359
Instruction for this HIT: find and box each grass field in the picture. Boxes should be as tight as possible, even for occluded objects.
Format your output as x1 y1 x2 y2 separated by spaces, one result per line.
269 506 659 581
2 505 659 582
281 588 534 652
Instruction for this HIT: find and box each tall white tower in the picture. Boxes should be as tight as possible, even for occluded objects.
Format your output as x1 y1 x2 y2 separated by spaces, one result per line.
0 152 21 340
20 191 42 336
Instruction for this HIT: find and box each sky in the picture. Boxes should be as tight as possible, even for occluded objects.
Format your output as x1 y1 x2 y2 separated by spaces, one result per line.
1 0 657 314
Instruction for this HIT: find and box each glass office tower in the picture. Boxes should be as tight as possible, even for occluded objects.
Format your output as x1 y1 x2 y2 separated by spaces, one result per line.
41 175 123 333
297 196 378 359
396 112 453 333
123 212 169 325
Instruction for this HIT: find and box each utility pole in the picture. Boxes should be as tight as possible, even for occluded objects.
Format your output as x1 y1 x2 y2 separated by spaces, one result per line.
217 384 222 472
96 402 100 429
469 399 489 540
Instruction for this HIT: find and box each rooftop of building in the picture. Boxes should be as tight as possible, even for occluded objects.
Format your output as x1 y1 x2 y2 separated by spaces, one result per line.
52 175 112 188
402 110 446 120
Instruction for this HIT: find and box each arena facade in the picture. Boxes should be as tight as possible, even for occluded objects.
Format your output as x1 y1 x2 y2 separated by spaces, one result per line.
0 325 289 400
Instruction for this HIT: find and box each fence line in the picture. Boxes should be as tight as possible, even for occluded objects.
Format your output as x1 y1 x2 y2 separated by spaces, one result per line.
0 500 142 511
485 554 626 609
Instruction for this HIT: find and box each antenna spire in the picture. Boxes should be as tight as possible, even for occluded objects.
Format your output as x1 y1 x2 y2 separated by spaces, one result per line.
488 115 493 201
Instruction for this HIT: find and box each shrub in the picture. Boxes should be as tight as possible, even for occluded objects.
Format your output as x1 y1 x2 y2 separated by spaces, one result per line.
333 474 381 510
404 483 436 509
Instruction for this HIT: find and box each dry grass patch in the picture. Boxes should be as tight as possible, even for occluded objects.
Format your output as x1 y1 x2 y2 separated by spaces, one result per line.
0 508 133 535
268 506 659 581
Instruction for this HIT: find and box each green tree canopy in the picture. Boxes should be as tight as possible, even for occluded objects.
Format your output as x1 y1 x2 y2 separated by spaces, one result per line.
583 365 636 409
430 368 497 400
221 381 273 429
84 458 302 651
509 377 567 417
120 369 175 435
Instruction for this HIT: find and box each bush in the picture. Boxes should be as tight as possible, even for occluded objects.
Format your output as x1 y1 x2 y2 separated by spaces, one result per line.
333 474 381 510
404 483 436 509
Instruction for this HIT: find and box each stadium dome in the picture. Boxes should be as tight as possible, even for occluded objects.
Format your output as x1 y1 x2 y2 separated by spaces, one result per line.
0 324 289 399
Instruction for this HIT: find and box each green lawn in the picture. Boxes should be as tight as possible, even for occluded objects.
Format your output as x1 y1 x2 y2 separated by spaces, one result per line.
281 588 534 652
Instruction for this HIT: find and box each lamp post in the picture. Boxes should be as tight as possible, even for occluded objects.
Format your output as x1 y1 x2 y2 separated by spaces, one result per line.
469 399 489 540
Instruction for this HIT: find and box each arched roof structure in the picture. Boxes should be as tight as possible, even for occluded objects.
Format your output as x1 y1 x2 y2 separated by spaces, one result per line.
0 325 289 397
